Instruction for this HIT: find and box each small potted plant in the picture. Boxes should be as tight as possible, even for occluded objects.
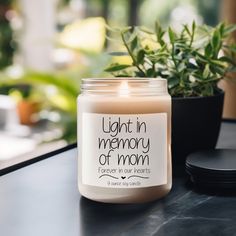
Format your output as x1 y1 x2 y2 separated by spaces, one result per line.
105 22 236 164
10 84 40 125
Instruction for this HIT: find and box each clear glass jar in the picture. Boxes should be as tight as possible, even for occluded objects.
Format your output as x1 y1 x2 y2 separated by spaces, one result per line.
77 78 172 203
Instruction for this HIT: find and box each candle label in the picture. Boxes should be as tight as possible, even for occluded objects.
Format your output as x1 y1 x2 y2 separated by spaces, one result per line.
82 113 167 188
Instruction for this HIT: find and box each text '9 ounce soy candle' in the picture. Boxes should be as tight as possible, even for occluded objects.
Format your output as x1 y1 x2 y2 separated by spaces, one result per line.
77 78 172 203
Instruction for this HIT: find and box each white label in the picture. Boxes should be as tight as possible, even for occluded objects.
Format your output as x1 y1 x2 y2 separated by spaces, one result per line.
82 113 167 188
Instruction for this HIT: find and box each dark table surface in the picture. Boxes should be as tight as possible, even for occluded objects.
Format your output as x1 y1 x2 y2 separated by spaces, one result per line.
0 122 236 236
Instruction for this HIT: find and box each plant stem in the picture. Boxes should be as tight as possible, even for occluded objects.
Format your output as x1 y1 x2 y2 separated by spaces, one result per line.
121 31 145 75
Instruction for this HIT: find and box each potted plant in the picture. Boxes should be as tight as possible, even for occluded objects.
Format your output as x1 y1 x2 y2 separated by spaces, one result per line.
104 22 236 164
10 84 40 125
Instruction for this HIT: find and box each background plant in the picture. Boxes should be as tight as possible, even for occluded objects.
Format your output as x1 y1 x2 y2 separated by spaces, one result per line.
0 0 15 69
0 52 110 142
105 22 236 97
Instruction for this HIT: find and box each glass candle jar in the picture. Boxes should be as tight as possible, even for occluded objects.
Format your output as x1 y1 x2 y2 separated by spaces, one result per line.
77 78 172 203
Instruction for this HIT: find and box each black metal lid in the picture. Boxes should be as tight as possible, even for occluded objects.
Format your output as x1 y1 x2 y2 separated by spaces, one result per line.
186 149 236 189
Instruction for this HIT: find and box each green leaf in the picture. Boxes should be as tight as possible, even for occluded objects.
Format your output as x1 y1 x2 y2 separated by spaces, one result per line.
211 29 221 53
218 22 225 36
155 21 165 46
108 52 129 56
183 24 191 36
137 49 145 64
205 43 212 57
168 76 179 88
209 59 225 67
192 21 196 33
203 64 210 78
126 30 138 44
104 64 131 72
224 24 236 36
135 71 146 77
116 74 132 77
209 64 225 75
168 27 175 44
120 26 133 34
177 62 186 72
219 56 235 65
145 68 155 77
130 36 138 51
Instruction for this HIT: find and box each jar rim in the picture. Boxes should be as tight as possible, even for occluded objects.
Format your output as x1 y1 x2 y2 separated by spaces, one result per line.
81 77 168 96
81 77 166 82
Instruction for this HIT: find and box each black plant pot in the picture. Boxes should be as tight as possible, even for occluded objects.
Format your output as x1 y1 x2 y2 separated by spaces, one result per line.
171 91 224 165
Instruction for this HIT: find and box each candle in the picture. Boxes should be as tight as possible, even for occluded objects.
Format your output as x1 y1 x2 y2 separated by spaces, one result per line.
77 78 172 203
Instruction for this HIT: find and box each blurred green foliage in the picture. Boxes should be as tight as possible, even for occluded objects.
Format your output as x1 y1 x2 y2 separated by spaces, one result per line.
0 53 110 142
0 0 15 69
